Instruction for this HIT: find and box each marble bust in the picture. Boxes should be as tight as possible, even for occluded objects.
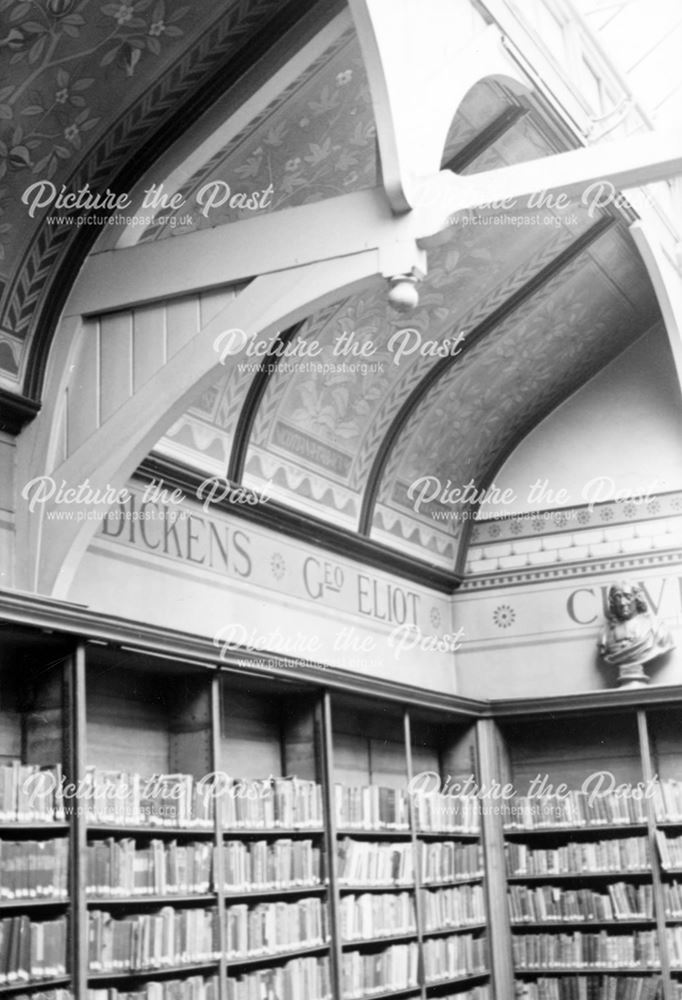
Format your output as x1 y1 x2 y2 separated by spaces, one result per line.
599 580 674 687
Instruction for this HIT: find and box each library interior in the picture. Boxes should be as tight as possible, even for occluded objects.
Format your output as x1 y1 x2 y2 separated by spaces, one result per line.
1 1 682 999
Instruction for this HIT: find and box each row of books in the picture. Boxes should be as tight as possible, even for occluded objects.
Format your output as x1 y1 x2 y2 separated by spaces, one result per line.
226 954 331 1000
2 841 482 903
87 908 220 972
337 839 413 886
84 769 213 830
511 932 660 969
514 977 662 999
86 840 212 897
508 884 654 923
501 779 682 831
225 898 328 958
222 838 322 891
504 793 647 830
662 881 682 917
652 781 682 823
506 839 650 877
220 778 323 831
83 771 326 832
423 933 488 982
411 791 481 835
662 926 682 966
341 943 418 997
334 786 408 831
337 838 484 887
340 892 416 941
0 915 67 983
655 831 682 871
12 993 73 1000
88 977 218 999
333 785 482 835
423 884 486 931
439 990 491 1000
0 763 64 823
0 839 68 900
420 841 483 883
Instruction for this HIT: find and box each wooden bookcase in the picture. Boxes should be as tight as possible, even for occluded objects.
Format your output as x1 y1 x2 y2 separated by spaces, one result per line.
5 612 682 1000
488 708 676 1000
0 627 73 998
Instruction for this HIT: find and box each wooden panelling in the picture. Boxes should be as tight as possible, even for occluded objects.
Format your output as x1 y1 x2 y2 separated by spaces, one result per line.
165 295 201 358
646 709 682 782
133 302 166 392
99 311 133 423
199 287 238 328
67 319 100 453
0 707 21 762
503 714 643 790
220 688 283 778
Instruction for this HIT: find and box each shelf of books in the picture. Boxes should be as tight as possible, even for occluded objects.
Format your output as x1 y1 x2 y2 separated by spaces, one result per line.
218 672 331 1000
493 711 668 1000
325 694 490 1000
0 629 72 1000
74 643 219 1000
12 619 682 1000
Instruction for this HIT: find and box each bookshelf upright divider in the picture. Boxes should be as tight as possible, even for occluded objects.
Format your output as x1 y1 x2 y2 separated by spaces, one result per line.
69 643 88 1000
476 718 514 999
210 673 226 1000
638 708 672 998
322 690 343 1000
403 708 426 1000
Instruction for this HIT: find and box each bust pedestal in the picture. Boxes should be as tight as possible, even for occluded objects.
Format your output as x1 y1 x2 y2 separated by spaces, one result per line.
616 661 650 689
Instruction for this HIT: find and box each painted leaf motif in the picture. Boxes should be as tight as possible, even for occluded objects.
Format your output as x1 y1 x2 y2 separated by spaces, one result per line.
308 85 339 116
10 2 31 21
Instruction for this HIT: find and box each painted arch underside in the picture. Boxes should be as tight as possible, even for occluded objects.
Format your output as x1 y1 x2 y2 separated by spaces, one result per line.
146 70 659 573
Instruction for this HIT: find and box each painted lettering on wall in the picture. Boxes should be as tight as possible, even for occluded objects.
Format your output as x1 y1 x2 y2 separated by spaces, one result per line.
101 496 252 578
566 578 672 625
302 557 420 626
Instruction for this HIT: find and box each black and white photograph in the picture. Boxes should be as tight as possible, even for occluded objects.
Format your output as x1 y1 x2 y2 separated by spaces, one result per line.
0 0 681 997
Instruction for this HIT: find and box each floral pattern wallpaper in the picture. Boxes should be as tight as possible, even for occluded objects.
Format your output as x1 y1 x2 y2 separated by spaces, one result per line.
0 0 284 382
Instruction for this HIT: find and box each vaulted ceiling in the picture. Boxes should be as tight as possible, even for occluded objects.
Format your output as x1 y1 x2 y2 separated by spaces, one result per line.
0 0 319 392
0 0 663 579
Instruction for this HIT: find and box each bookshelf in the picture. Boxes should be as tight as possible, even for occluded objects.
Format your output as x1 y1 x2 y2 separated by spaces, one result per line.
7 608 682 1000
0 629 72 997
218 673 331 1000
491 710 668 1000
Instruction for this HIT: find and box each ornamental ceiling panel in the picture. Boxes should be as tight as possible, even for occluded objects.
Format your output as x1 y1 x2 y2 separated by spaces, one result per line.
236 110 600 529
135 30 378 243
154 100 604 532
131 54 512 245
370 225 659 568
0 0 304 389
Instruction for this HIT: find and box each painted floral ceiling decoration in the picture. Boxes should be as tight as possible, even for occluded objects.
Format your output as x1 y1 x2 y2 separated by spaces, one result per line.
137 31 377 240
148 68 660 573
0 0 291 386
151 77 660 573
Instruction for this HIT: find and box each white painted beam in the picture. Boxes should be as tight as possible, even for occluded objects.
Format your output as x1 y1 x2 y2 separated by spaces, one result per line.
422 130 682 216
348 0 525 211
70 131 682 318
631 221 682 395
34 253 381 598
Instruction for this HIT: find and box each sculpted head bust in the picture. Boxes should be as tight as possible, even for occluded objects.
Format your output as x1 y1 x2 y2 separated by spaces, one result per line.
599 580 674 687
